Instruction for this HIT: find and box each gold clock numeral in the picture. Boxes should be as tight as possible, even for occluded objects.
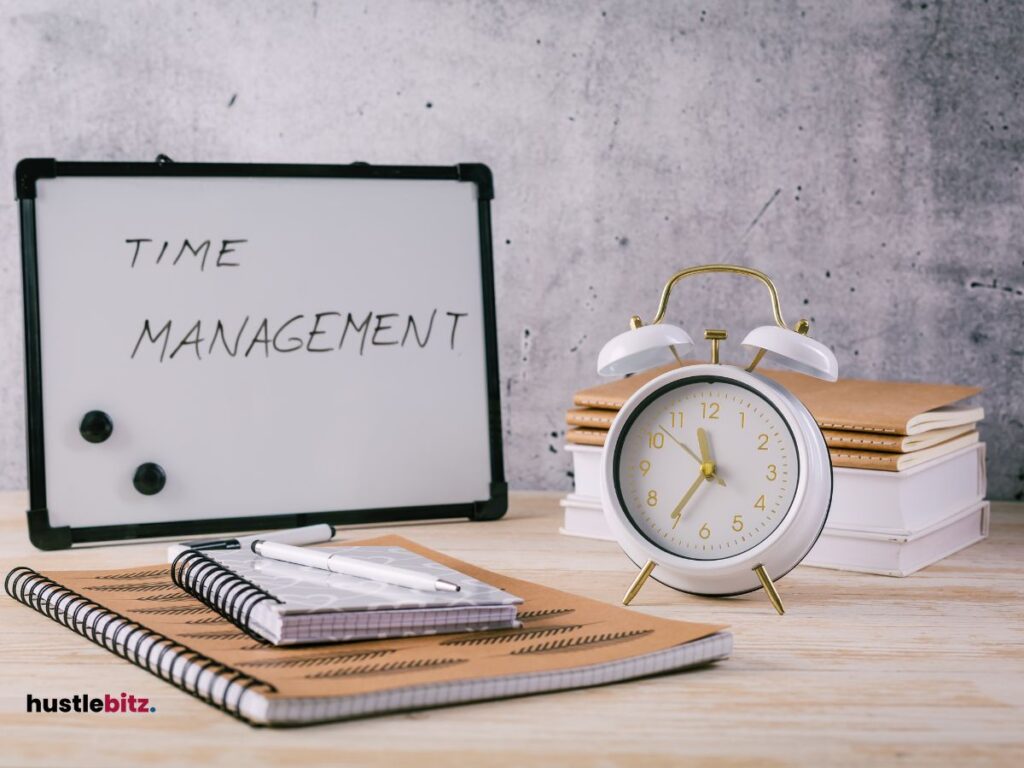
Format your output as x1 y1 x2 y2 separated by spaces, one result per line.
699 523 711 539
766 464 777 481
646 490 658 507
757 433 769 451
639 460 651 476
738 410 745 429
669 411 684 428
647 431 664 449
732 514 744 532
701 402 720 420
754 494 766 511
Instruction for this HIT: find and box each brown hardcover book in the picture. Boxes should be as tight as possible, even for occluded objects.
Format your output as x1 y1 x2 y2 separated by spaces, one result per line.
572 364 982 436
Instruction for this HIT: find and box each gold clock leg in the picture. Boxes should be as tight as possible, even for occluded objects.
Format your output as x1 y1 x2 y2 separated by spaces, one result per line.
622 560 656 606
753 564 785 615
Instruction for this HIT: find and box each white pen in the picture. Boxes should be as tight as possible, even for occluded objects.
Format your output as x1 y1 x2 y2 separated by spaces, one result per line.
251 540 462 593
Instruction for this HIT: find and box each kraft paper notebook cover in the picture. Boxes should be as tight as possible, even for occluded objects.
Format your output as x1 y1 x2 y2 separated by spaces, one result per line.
569 411 977 456
566 408 617 430
825 431 980 471
567 425 980 471
820 424 976 453
572 364 982 435
5 535 731 727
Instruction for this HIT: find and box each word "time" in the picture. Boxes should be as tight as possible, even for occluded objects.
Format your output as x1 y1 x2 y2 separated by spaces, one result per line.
126 238 247 271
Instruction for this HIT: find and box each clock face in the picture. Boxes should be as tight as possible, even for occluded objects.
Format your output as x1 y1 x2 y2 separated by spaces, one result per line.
613 377 800 561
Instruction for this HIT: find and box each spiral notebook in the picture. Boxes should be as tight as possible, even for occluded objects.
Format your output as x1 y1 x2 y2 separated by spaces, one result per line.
168 545 523 645
5 535 731 726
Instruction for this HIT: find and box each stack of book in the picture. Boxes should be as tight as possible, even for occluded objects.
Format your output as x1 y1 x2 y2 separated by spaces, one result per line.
561 364 988 576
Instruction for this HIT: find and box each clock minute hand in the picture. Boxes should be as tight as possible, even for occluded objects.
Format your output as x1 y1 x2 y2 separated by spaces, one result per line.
670 471 706 529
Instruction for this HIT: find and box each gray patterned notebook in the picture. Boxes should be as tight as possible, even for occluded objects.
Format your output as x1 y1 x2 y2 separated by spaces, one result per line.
168 545 523 645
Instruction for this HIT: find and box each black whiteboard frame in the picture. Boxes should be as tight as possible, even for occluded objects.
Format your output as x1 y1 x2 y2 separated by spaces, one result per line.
16 158 507 550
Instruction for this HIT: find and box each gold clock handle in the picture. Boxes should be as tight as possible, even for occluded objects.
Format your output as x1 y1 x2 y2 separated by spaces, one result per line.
648 264 787 328
622 560 656 606
629 263 811 372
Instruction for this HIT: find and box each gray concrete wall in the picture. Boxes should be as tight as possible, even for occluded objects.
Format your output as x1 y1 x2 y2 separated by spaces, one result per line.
1 1 1021 499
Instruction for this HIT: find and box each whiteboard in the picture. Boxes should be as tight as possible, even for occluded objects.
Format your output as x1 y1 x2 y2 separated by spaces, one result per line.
18 161 504 547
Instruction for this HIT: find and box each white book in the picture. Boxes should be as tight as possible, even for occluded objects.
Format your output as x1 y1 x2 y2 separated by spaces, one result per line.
561 491 989 578
560 494 615 541
830 442 986 530
563 442 986 536
567 443 604 498
803 500 989 576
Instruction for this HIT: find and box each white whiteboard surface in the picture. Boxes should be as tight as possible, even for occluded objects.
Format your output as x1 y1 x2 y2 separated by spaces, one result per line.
32 174 495 529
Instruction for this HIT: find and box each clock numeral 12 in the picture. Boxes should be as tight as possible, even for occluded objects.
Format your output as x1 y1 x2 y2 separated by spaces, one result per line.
701 402 720 420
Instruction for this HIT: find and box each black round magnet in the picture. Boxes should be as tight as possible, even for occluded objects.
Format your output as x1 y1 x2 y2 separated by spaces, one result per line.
133 462 166 495
80 411 113 443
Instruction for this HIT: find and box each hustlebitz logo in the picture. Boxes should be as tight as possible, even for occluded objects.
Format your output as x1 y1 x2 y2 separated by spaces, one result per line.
26 692 156 714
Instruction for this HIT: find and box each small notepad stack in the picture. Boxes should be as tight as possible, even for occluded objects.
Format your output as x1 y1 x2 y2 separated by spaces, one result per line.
169 545 522 645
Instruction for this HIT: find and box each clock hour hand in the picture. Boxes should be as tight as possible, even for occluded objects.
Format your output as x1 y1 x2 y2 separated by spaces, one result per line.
697 427 714 477
670 471 706 529
695 427 726 486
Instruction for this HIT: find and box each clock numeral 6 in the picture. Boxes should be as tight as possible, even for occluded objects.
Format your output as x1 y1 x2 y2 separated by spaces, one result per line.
646 490 658 507
757 433 769 451
699 523 711 539
701 402 720 420
647 431 664 449
732 515 744 532
766 464 777 481
639 460 651 476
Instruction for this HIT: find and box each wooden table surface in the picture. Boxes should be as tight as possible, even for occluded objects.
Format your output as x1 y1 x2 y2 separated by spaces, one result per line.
0 490 1021 767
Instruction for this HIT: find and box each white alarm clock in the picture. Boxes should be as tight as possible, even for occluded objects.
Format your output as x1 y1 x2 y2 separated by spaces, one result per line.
597 265 838 614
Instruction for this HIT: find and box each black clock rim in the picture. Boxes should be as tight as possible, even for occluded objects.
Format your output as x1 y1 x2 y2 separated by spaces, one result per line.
611 373 803 563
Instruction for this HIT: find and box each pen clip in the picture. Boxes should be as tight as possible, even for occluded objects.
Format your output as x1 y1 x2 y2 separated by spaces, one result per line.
188 538 241 551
